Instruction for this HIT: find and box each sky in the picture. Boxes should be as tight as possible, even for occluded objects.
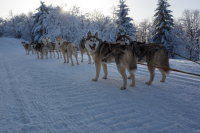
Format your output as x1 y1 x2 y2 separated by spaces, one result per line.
0 0 200 22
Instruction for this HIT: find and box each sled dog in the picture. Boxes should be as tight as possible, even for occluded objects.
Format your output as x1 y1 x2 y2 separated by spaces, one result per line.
85 31 137 90
21 42 34 55
55 37 79 66
116 32 170 85
45 37 56 58
40 38 49 59
116 32 133 46
79 37 93 64
30 40 47 59
45 37 62 59
29 41 36 54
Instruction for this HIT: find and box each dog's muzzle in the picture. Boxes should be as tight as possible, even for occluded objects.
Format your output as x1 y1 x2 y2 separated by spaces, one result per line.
89 44 96 50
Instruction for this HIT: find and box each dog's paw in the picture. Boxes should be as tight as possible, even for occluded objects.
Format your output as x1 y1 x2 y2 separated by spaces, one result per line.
88 62 91 64
120 86 126 90
77 63 79 65
145 82 152 85
130 84 135 87
160 79 165 82
128 75 131 79
92 78 97 81
102 76 107 79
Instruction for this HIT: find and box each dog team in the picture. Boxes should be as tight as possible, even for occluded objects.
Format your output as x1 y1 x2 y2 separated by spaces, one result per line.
21 32 170 90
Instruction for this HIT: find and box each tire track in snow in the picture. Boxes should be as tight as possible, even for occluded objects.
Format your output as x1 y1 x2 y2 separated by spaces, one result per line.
0 56 31 131
1 38 200 132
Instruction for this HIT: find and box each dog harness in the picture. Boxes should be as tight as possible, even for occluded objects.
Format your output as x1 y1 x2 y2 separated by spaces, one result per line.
102 41 115 62
132 42 167 61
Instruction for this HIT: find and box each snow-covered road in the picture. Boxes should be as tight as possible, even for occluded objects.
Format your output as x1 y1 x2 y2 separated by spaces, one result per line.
0 37 200 133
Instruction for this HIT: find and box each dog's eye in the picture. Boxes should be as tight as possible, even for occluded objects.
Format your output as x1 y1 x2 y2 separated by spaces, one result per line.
90 40 92 41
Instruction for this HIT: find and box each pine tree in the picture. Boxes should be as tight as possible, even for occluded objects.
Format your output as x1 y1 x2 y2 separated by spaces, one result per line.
115 0 136 39
152 0 174 47
32 1 49 42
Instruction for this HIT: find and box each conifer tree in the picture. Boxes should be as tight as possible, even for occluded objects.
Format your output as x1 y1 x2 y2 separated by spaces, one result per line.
115 0 136 39
152 0 174 47
32 1 49 42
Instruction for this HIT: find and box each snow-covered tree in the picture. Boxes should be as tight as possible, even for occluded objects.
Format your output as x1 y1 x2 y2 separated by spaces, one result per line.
152 0 174 48
0 17 3 36
20 12 35 41
115 0 136 39
32 1 49 42
43 6 63 41
1 11 27 38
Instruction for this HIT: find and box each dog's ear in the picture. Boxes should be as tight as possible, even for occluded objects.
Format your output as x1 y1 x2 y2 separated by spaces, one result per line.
125 32 127 36
82 37 85 39
117 32 121 39
95 32 98 38
87 31 91 38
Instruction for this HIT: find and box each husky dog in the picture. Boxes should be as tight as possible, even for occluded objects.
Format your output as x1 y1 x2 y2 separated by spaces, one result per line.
54 41 63 59
40 38 49 59
55 37 79 66
29 41 36 54
45 37 56 58
30 40 47 59
79 37 93 64
116 32 133 45
116 32 170 85
45 37 62 59
21 42 34 55
85 31 137 90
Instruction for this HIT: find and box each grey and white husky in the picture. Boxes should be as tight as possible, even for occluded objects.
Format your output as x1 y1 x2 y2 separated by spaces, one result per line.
85 31 137 90
116 32 170 85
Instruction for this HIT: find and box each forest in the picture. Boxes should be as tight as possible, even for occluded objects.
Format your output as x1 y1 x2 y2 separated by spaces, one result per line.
0 0 199 60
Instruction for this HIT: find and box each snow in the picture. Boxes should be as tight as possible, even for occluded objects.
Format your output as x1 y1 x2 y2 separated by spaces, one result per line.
0 37 200 133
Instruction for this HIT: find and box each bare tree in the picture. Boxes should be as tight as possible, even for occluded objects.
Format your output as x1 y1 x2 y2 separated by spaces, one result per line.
181 9 200 60
109 5 117 20
135 18 153 42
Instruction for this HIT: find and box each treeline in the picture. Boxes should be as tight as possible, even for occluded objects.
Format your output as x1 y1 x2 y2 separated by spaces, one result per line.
0 1 125 46
135 9 200 60
0 1 200 60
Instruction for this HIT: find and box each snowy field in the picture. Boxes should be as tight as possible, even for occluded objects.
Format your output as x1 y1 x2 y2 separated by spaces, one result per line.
0 37 200 133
